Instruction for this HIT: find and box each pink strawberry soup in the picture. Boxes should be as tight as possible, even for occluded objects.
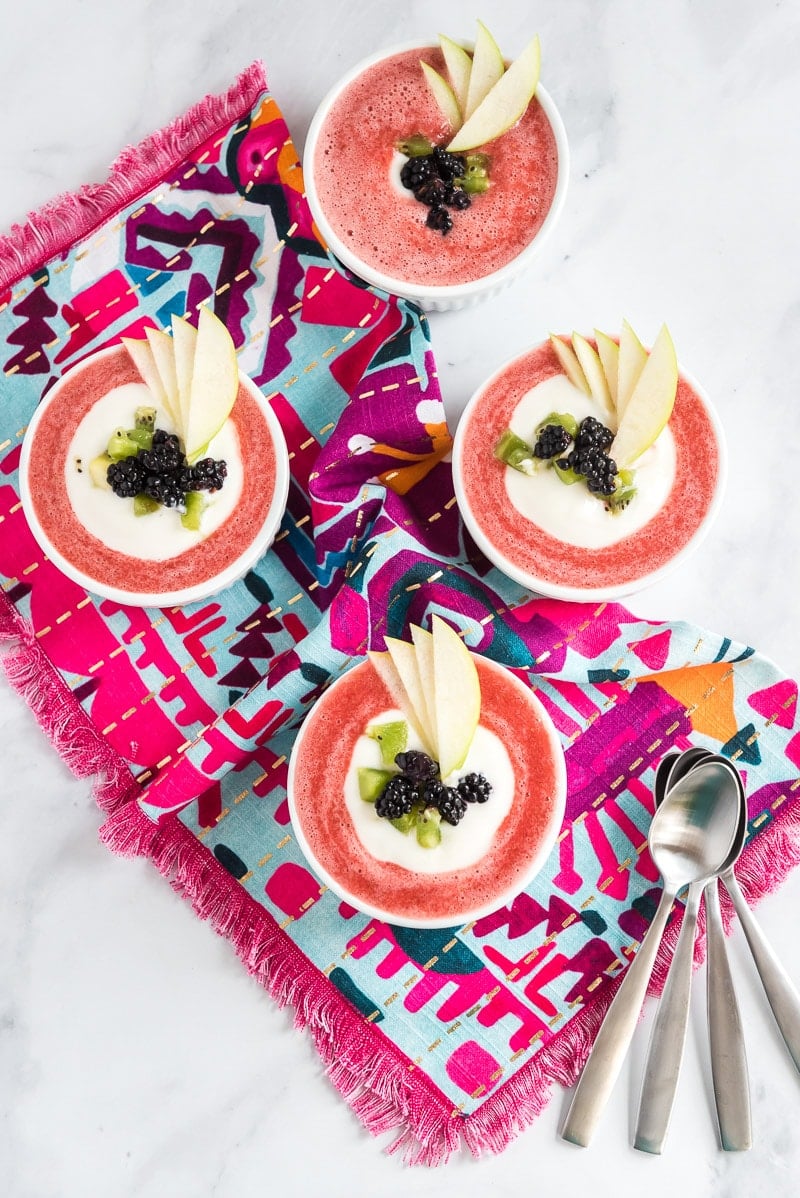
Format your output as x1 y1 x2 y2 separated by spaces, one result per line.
287 655 566 928
21 345 287 605
453 338 725 600
306 44 565 293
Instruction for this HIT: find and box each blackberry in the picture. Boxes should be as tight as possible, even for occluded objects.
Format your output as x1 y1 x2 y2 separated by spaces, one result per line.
457 773 493 804
582 451 618 495
575 416 613 454
533 423 572 460
139 439 183 475
444 184 471 210
400 155 435 190
107 456 145 498
426 205 453 234
414 177 449 207
424 780 467 826
375 775 416 820
142 472 185 508
432 145 466 181
189 457 228 492
395 750 439 784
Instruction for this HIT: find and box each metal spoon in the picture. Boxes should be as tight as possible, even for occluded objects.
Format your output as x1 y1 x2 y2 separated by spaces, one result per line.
634 750 750 1153
560 760 742 1147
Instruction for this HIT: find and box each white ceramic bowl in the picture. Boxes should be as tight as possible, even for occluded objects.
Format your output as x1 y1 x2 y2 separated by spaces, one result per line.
303 40 569 312
286 655 567 929
19 345 290 608
452 338 728 602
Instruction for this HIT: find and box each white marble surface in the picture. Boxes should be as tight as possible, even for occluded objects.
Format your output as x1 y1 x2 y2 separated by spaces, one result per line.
2 1 800 1194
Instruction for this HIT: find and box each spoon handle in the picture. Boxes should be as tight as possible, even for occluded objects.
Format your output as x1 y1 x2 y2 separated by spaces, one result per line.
724 868 800 1073
633 882 703 1154
705 876 751 1150
561 887 675 1147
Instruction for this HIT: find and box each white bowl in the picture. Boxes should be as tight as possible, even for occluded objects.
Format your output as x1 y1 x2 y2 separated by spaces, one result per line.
286 655 567 929
452 338 728 602
303 40 569 312
19 345 290 608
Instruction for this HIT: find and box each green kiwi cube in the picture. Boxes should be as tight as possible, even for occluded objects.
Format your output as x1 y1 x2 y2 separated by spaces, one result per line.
133 493 160 517
134 406 157 431
180 491 205 532
553 460 582 485
88 453 113 490
459 173 490 195
107 429 141 461
416 806 442 849
396 133 433 157
357 767 395 803
366 719 408 766
535 411 579 440
494 429 536 475
127 426 153 451
390 810 417 835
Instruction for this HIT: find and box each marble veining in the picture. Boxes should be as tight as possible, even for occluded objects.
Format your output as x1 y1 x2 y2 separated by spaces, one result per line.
1 1 800 1194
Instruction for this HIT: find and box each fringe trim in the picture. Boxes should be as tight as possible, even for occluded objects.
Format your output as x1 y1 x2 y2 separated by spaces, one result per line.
98 790 800 1163
0 61 267 291
0 600 136 813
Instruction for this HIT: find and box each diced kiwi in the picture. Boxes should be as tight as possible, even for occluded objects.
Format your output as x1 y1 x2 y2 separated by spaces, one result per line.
535 411 579 440
88 453 113 490
607 484 637 512
366 719 408 766
134 405 157 431
126 426 153 451
458 173 490 195
494 429 536 475
107 429 141 461
133 493 160 516
396 133 433 158
390 809 418 835
357 767 395 803
416 806 442 849
180 491 205 531
553 460 582 485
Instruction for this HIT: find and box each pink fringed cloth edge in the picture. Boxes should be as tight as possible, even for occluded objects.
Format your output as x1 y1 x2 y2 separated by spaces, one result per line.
0 61 268 293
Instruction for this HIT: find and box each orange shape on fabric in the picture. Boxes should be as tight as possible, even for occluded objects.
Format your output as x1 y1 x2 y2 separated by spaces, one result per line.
640 660 737 742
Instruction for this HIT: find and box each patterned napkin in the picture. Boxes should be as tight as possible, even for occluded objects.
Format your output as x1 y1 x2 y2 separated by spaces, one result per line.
2 63 799 1165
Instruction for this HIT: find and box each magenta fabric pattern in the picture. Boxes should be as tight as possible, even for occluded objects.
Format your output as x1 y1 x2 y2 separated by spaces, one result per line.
1 63 799 1164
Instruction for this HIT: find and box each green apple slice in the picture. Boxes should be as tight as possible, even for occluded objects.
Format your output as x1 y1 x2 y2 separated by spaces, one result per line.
431 614 480 780
184 307 239 464
448 34 540 152
549 333 590 394
410 625 438 754
439 33 472 114
610 324 678 468
462 20 504 120
420 61 461 130
171 315 198 443
594 330 620 410
122 335 177 429
368 647 436 757
572 333 613 413
145 327 183 439
616 319 649 419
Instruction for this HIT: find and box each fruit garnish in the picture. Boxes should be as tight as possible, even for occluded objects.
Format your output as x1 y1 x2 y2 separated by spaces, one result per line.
438 34 472 114
366 719 409 766
447 34 541 153
416 806 442 848
609 324 678 468
143 327 182 437
396 133 433 157
180 491 205 531
494 428 536 474
462 20 505 121
88 454 112 489
184 307 239 464
572 333 613 413
420 61 461 130
368 644 436 756
409 626 438 750
107 428 146 460
122 336 180 433
133 494 160 517
616 319 649 419
536 411 579 440
358 767 395 803
171 315 198 442
549 334 591 394
594 330 620 409
134 405 157 431
431 614 480 780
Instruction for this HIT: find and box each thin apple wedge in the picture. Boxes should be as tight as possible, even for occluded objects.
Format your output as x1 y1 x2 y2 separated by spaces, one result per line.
171 315 198 443
572 333 613 413
387 635 439 757
448 34 540 152
184 307 239 464
420 61 461 130
594 330 620 411
549 334 590 394
410 624 438 753
367 648 435 756
439 34 472 115
431 615 480 780
616 320 649 420
462 20 504 121
145 327 183 441
122 335 180 431
610 324 678 468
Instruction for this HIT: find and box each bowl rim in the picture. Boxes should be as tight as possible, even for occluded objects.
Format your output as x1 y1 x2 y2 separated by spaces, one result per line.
286 654 567 929
302 38 570 307
451 339 729 602
18 343 291 608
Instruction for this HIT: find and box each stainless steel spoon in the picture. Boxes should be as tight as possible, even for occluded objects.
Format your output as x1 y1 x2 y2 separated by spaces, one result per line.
560 760 742 1147
634 750 750 1153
